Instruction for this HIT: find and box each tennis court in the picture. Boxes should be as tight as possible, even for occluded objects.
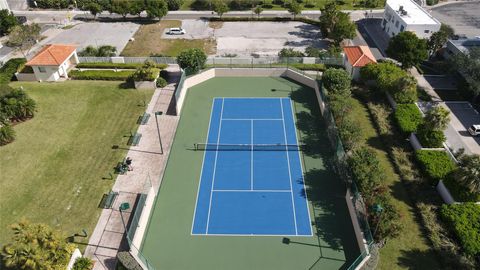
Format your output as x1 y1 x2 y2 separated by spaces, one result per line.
192 98 312 236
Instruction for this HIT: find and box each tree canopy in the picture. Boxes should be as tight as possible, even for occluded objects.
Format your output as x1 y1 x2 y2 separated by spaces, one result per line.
288 1 302 19
322 68 351 97
450 47 480 102
386 31 428 69
428 24 455 55
213 0 229 18
176 48 207 73
7 24 41 58
319 2 356 45
0 9 18 36
145 0 168 19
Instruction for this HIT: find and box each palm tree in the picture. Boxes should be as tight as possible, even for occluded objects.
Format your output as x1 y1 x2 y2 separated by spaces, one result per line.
456 154 480 193
425 105 450 131
2 244 23 269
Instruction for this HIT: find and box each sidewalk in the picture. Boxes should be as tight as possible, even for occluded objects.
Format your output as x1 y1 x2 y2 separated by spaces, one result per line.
84 65 181 270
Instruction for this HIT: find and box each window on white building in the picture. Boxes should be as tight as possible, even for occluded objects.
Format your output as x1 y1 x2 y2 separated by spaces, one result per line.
400 25 405 32
38 67 46 73
424 30 430 33
395 21 399 28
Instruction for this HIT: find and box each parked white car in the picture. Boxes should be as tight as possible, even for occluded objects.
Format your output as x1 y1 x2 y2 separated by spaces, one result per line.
467 125 480 136
166 28 186 35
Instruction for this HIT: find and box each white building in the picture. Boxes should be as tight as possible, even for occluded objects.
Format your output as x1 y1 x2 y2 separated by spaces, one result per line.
343 46 377 81
0 0 10 11
382 0 441 39
24 44 78 82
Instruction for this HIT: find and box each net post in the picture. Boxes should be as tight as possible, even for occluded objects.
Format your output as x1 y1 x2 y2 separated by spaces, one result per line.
193 143 197 151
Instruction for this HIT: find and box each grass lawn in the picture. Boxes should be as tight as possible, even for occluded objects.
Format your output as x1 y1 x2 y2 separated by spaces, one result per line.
180 0 383 10
121 20 216 56
0 81 153 246
349 97 440 269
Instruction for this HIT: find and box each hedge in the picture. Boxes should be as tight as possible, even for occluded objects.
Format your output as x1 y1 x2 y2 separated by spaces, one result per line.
415 150 457 182
76 62 167 70
394 104 423 133
0 58 26 84
69 70 134 81
443 176 480 202
289 63 326 71
440 203 480 257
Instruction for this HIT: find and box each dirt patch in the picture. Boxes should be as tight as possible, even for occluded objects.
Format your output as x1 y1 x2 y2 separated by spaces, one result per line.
208 21 224 30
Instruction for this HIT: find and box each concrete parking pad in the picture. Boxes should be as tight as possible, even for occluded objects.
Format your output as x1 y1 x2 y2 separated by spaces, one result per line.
445 102 480 146
431 2 480 37
49 22 139 53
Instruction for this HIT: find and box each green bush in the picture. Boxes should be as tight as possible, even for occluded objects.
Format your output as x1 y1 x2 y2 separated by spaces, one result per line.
130 61 160 81
440 203 480 257
278 48 304 57
69 70 134 81
76 62 167 69
78 45 117 57
0 123 15 145
394 104 423 134
443 176 480 202
415 150 457 182
416 126 446 148
176 48 207 74
116 251 142 270
156 77 167 88
322 68 351 97
0 58 27 83
34 0 69 8
72 257 93 270
0 87 36 121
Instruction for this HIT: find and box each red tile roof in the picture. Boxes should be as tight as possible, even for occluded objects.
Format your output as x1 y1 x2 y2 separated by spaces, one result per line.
343 46 377 67
26 44 77 66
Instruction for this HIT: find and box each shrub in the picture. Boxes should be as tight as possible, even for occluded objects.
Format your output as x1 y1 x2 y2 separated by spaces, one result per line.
0 122 15 145
289 63 326 71
166 0 183 10
117 251 142 270
69 70 134 81
440 203 480 257
176 48 207 74
394 104 423 134
322 68 351 97
278 48 304 57
415 150 457 182
391 76 418 104
156 77 167 88
0 87 36 121
78 45 117 57
348 147 385 201
34 0 69 8
337 116 363 151
0 58 27 83
76 62 167 69
416 126 446 148
443 176 480 202
73 257 94 270
367 102 392 135
360 61 406 93
130 60 160 81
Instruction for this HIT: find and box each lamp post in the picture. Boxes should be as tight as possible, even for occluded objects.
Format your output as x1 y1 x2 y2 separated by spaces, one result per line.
154 111 164 154
372 204 384 239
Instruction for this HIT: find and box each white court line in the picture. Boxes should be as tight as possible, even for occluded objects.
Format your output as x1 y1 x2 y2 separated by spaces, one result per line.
222 118 283 121
251 120 254 190
192 233 311 237
212 189 291 192
205 98 225 234
289 100 313 236
280 99 298 235
191 98 217 235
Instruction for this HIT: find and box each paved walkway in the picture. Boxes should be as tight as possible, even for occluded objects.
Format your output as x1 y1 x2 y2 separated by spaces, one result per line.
84 65 181 270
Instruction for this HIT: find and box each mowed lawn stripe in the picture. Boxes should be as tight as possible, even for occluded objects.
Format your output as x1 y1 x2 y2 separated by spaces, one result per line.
0 81 153 245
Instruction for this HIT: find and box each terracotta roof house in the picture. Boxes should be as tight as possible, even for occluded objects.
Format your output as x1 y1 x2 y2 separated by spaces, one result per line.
24 44 78 82
343 46 377 81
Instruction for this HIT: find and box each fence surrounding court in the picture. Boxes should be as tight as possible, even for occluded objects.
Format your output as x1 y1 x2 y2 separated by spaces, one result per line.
77 56 344 69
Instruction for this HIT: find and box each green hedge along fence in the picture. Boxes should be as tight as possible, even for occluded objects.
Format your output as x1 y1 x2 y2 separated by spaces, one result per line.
69 70 135 81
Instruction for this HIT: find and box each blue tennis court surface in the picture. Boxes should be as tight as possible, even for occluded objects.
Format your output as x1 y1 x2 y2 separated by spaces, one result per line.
192 98 312 236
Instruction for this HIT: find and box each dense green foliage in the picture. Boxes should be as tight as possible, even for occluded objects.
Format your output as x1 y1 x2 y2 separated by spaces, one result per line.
415 150 456 182
76 62 167 69
72 257 94 270
213 0 229 17
416 127 446 148
391 75 417 104
0 122 15 145
166 0 184 10
0 58 26 84
1 221 76 270
349 147 385 203
278 48 304 57
7 24 41 58
69 70 135 80
319 2 356 44
0 87 36 122
440 203 480 257
78 45 117 57
156 77 167 88
455 154 480 194
176 48 207 73
360 61 408 93
322 68 351 97
145 0 168 19
386 31 428 69
130 60 160 81
450 47 480 102
394 104 423 133
287 0 301 19
428 24 455 55
0 9 18 36
424 105 450 131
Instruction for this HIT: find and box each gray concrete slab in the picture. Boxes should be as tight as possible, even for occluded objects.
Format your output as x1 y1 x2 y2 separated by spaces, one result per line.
162 19 213 39
445 102 480 147
431 1 480 37
48 22 139 53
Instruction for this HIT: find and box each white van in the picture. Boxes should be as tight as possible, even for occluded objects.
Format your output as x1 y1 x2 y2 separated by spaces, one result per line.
166 28 186 35
467 125 480 136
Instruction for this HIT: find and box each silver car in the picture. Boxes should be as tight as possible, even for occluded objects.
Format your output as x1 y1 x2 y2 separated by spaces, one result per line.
468 125 480 136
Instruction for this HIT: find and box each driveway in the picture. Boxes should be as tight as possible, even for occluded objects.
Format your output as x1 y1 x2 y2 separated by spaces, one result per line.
162 20 328 56
48 22 139 53
430 1 480 37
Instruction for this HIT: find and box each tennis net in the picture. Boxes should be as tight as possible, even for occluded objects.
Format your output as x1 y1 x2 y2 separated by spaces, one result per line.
193 143 305 151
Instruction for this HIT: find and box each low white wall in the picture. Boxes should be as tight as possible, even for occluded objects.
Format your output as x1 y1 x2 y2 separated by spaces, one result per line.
436 180 455 204
175 68 215 115
282 69 317 89
111 57 125 64
131 186 156 248
409 133 423 150
345 189 369 255
66 249 82 270
15 72 37 82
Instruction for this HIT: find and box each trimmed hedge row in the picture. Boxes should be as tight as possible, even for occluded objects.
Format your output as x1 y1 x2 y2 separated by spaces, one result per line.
415 150 457 183
440 203 480 257
394 104 423 133
0 58 26 84
69 70 134 81
76 62 167 70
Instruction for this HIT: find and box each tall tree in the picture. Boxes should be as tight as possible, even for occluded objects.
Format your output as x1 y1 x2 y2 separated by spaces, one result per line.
145 0 168 19
166 0 184 10
319 2 356 45
110 0 133 19
386 31 428 69
7 24 41 58
288 1 302 19
0 9 18 36
456 154 480 194
86 2 102 20
428 24 455 55
319 2 338 36
450 47 480 101
253 5 263 19
424 105 450 131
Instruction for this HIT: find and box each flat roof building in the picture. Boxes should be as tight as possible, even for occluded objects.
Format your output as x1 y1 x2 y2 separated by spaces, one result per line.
444 37 480 59
0 0 10 11
382 0 441 39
